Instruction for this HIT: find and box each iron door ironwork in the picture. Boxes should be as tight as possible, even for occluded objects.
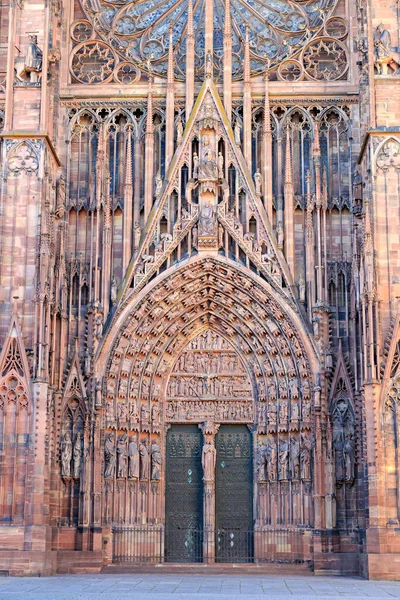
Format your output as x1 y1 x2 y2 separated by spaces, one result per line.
215 425 253 563
165 425 203 563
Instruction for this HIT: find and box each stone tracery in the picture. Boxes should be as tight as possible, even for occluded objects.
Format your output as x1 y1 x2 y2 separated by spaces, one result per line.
73 0 339 82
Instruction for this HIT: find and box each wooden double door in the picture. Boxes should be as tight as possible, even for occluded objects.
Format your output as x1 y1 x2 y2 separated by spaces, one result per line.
165 425 253 563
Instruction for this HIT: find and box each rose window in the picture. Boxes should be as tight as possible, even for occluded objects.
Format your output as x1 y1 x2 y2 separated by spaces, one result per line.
76 0 338 82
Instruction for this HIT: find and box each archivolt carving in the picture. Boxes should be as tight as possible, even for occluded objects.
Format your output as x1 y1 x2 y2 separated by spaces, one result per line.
103 259 314 435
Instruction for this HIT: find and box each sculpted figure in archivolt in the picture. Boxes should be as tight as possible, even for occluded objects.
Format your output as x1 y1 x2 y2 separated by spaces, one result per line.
202 439 216 482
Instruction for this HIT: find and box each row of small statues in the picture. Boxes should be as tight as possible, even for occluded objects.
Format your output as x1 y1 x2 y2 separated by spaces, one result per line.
166 400 253 421
61 432 83 480
257 435 312 483
258 398 311 423
104 432 161 481
109 400 160 428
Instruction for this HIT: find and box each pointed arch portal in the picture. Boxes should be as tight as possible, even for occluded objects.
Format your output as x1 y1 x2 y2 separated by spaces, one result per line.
99 255 317 564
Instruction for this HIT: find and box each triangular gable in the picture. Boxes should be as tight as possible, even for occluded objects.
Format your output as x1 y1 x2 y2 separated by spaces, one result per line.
118 77 294 303
0 311 31 389
329 341 354 410
62 348 87 413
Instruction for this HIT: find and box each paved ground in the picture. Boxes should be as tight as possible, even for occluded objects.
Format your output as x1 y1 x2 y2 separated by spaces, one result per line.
0 575 400 600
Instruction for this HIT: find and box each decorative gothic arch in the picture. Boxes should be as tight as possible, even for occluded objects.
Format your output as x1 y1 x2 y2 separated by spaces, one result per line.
96 255 319 532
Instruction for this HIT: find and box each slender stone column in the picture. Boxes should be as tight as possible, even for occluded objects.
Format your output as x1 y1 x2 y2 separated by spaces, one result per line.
122 127 133 273
165 27 175 171
284 124 295 275
243 28 252 170
223 0 232 119
204 0 214 64
186 0 195 118
263 73 274 222
144 79 154 222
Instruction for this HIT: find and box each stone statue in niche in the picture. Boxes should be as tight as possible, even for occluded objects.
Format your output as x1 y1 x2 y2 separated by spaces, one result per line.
139 439 150 480
199 136 218 180
268 401 277 423
374 24 400 74
151 402 160 429
117 401 128 421
104 432 116 478
298 273 306 304
279 399 288 422
55 175 66 218
73 432 83 479
202 438 216 482
257 443 267 482
176 116 184 145
61 432 72 479
333 430 345 482
276 221 284 249
141 403 150 427
278 437 289 480
95 314 103 340
218 152 224 179
15 34 43 83
291 400 300 421
193 152 199 179
134 221 141 250
343 433 355 482
302 398 311 420
111 277 118 305
234 120 242 145
128 436 139 479
151 441 162 481
290 435 300 480
117 434 128 478
155 171 163 198
300 434 312 480
254 169 262 195
129 400 139 421
205 49 213 77
266 437 277 481
199 201 216 236
352 169 363 207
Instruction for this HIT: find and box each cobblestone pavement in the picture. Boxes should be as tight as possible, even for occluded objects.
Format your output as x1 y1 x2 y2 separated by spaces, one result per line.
0 574 400 600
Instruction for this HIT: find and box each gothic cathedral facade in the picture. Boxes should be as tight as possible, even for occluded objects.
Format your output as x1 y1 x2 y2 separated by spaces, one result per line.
0 0 400 580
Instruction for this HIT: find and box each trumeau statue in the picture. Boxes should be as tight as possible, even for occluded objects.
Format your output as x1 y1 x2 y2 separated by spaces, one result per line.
202 439 216 482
